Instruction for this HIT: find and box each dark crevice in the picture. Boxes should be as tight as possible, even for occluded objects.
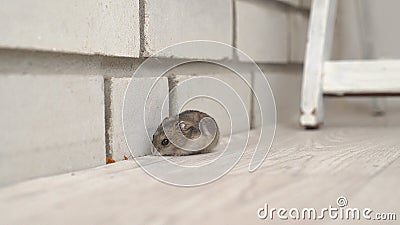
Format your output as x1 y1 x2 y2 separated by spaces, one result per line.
104 78 113 158
139 0 149 57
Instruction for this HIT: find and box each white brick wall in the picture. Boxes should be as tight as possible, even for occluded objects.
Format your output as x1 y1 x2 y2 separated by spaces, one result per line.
364 0 400 58
289 11 309 62
254 64 302 127
109 77 169 160
169 73 252 136
142 0 233 59
0 75 105 186
0 0 311 62
0 0 140 57
301 0 312 9
333 0 400 60
277 0 301 7
0 0 314 185
332 0 363 60
236 0 289 63
277 0 312 9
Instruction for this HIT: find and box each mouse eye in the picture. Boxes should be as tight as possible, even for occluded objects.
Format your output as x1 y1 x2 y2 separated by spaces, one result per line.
161 139 169 146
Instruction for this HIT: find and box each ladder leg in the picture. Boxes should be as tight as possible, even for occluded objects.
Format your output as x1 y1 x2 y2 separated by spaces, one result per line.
300 0 337 128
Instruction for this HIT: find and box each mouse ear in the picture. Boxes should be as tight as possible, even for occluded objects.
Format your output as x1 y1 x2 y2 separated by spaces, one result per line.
178 121 186 130
179 121 196 137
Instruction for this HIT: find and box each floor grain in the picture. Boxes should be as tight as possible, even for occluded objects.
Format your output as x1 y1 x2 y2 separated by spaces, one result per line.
0 124 399 225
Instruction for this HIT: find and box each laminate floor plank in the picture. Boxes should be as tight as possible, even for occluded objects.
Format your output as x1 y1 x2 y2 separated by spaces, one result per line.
0 125 398 225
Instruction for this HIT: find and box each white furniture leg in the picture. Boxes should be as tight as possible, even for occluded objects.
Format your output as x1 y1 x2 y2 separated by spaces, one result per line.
300 0 337 128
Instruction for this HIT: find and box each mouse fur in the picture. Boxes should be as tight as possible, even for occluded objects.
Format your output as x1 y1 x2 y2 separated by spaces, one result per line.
151 110 220 156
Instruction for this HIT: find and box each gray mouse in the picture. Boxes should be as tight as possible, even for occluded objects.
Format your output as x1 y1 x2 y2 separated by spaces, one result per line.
151 110 220 156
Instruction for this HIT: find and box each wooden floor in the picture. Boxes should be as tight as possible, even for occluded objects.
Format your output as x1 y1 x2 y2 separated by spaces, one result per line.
0 122 399 224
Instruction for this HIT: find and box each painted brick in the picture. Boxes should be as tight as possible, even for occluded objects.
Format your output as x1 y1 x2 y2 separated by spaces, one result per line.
334 0 400 60
332 0 363 60
289 11 309 62
363 0 400 58
109 77 169 160
254 65 302 127
277 0 301 7
277 0 312 9
0 75 105 186
236 0 289 63
169 73 252 136
142 0 233 59
300 0 312 9
0 0 140 57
